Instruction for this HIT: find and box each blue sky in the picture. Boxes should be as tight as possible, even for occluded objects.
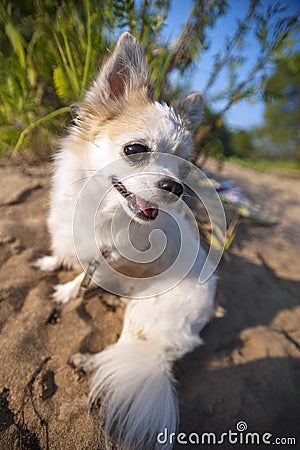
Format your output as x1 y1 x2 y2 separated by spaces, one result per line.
163 0 300 131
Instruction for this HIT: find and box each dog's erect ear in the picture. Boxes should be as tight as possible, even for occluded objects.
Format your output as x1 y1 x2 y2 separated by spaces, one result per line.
172 93 203 133
85 32 150 106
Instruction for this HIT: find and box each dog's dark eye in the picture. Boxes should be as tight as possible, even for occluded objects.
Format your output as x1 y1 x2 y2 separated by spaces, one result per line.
124 143 149 156
123 143 150 164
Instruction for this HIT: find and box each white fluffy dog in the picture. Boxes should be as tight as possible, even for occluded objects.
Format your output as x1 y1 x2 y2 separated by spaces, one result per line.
36 32 217 450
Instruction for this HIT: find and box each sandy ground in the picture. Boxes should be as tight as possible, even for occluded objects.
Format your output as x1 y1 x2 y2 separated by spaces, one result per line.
0 159 299 450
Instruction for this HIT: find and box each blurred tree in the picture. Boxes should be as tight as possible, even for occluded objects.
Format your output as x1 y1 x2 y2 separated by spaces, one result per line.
195 106 234 163
256 51 300 160
230 130 257 159
194 0 300 162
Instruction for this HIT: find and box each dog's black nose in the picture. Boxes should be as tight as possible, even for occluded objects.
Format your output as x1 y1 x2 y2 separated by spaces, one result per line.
157 178 183 198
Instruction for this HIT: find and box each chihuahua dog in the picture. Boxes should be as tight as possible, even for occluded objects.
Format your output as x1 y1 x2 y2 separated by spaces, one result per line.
36 33 217 450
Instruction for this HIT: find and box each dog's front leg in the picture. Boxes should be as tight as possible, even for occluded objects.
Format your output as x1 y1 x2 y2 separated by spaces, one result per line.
52 251 114 305
52 272 85 304
33 255 63 271
33 255 85 304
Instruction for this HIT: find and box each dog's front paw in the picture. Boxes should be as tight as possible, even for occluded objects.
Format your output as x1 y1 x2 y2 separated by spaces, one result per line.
69 353 100 374
52 282 78 304
52 273 85 304
33 255 60 272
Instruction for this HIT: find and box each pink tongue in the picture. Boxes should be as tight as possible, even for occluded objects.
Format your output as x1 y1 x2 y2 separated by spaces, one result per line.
144 208 158 219
135 197 158 219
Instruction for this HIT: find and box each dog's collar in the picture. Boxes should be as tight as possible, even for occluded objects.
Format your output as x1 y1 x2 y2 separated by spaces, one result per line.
79 250 109 297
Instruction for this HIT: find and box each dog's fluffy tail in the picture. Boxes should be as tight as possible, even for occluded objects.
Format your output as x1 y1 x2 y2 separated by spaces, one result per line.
89 339 178 450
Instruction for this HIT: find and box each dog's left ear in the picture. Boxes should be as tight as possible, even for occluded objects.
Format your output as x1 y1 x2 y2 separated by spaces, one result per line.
85 32 151 107
172 93 203 133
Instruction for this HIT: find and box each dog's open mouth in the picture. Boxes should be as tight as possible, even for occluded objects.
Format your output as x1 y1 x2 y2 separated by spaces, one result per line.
112 177 159 221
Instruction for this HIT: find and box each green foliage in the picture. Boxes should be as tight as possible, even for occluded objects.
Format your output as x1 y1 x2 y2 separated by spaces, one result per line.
0 2 61 155
0 0 110 155
46 0 109 103
195 106 234 162
196 110 260 164
228 156 300 177
204 1 300 113
230 130 257 159
257 51 300 160
0 64 52 153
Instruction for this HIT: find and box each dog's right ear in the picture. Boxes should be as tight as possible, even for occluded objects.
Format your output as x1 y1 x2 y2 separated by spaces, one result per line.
85 32 151 107
172 93 203 133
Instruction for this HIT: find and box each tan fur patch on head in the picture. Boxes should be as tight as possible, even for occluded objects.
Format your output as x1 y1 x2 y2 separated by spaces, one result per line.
70 32 202 157
72 87 195 160
73 88 150 142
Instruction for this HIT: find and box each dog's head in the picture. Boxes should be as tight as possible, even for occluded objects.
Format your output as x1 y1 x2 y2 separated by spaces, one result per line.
76 32 203 223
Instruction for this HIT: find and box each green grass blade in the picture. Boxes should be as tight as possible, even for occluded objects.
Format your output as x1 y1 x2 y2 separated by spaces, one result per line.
5 21 26 69
12 106 70 155
53 66 72 102
82 0 92 92
61 29 80 96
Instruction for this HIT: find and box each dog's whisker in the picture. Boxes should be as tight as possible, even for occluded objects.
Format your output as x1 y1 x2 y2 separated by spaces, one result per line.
69 176 92 187
61 167 99 172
